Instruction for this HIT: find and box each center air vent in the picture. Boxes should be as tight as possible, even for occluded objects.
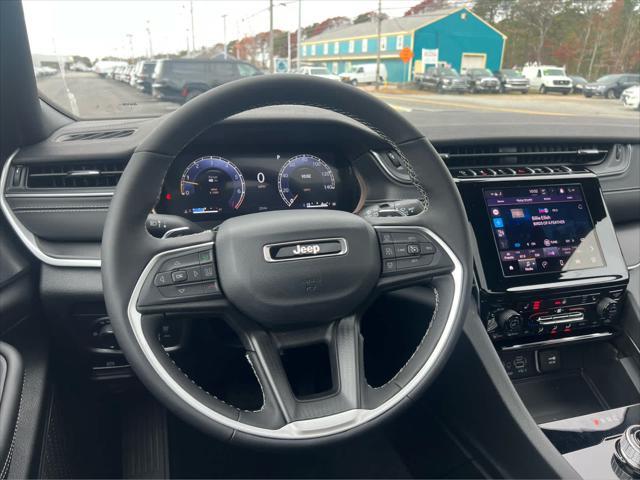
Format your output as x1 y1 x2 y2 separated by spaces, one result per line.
56 129 135 142
26 160 126 188
437 143 610 168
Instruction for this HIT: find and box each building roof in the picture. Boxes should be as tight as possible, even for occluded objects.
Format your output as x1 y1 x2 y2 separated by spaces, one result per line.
304 8 460 43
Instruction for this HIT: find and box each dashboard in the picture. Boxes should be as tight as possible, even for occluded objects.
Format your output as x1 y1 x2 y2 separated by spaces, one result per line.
155 149 363 223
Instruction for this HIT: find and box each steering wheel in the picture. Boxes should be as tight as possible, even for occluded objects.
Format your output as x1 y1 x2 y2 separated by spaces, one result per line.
102 75 472 445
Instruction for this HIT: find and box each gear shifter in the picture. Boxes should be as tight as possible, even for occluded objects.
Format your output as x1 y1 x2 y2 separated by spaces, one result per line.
613 425 640 479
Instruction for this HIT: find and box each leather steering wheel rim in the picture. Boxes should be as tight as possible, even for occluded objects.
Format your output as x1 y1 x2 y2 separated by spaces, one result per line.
102 75 473 446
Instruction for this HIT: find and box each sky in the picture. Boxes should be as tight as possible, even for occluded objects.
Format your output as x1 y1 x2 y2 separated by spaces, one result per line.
23 0 423 60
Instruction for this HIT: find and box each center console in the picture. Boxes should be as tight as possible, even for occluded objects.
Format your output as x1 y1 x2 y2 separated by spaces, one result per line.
457 174 629 351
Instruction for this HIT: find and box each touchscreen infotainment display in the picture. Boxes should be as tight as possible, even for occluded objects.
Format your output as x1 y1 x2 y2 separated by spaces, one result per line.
483 184 605 277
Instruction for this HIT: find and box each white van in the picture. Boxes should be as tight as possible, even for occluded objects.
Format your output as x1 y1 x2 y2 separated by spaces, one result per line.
339 64 388 86
522 65 572 94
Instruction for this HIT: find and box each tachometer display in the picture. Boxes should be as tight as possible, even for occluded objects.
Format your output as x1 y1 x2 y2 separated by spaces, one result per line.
180 156 245 215
277 154 336 209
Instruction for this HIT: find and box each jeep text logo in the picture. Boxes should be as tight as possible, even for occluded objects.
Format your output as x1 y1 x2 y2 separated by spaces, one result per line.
292 244 321 255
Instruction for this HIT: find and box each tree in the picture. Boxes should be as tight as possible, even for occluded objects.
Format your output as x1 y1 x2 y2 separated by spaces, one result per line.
354 11 387 24
404 0 449 16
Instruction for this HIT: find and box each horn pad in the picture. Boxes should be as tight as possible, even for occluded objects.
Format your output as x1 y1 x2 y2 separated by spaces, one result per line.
215 210 380 328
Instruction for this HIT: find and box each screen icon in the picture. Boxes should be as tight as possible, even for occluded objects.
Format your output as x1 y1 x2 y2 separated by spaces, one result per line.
492 217 504 228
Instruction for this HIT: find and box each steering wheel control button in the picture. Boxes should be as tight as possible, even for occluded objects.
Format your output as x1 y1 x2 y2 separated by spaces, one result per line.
394 244 409 257
407 244 421 255
198 249 213 264
201 264 216 279
154 272 172 287
420 242 435 254
383 259 397 273
185 266 202 282
378 232 394 244
202 281 220 294
159 253 199 272
159 283 204 298
171 270 188 283
381 245 395 258
397 255 433 270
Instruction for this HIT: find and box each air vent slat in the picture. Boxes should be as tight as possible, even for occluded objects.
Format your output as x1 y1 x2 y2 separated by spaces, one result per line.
56 129 135 142
26 160 126 189
438 143 610 169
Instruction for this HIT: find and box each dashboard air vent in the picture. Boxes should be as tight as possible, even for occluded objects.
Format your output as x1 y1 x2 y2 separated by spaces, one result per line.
56 129 135 142
437 143 610 169
26 160 126 188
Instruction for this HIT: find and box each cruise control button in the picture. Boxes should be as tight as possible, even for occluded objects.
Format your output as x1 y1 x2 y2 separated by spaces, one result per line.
394 244 409 257
159 253 199 272
154 272 172 286
391 232 427 244
159 283 204 298
201 263 216 279
397 254 433 270
171 270 187 283
420 242 435 254
407 244 420 255
381 245 395 258
382 259 397 274
186 266 202 282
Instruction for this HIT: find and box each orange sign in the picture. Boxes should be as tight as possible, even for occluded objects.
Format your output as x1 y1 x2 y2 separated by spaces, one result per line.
399 47 413 63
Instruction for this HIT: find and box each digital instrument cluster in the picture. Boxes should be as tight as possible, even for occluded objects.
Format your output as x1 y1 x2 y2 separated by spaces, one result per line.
156 152 361 222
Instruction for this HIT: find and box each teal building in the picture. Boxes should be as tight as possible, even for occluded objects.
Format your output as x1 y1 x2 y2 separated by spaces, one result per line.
300 8 506 83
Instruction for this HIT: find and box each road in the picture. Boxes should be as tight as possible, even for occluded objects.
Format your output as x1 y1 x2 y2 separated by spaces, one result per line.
38 73 639 137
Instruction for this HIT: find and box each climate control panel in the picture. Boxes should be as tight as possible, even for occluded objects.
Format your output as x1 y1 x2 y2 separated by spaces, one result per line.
482 285 626 344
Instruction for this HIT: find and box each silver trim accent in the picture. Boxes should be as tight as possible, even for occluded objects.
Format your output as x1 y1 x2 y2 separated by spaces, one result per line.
453 172 595 183
127 226 463 439
537 312 584 325
629 261 640 271
67 170 100 176
0 150 101 267
263 237 348 262
5 191 114 198
162 226 191 239
500 331 614 351
507 276 619 292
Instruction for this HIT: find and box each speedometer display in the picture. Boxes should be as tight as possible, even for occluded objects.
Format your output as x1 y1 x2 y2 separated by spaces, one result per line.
278 154 337 209
180 156 245 215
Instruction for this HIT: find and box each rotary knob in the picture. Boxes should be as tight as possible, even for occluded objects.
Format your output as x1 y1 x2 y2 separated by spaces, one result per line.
597 297 618 320
614 425 640 477
497 309 523 333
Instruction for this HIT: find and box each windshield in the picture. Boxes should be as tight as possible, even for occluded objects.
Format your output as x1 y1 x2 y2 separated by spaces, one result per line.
23 0 640 129
596 75 619 83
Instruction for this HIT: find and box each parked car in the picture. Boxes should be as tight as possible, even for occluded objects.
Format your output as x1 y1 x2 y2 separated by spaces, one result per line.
111 65 125 81
151 58 263 103
132 60 156 93
621 85 640 110
415 66 467 93
297 66 340 81
569 75 588 94
464 68 501 93
493 69 529 93
120 65 134 84
339 64 387 86
583 73 640 99
93 60 127 78
522 65 572 94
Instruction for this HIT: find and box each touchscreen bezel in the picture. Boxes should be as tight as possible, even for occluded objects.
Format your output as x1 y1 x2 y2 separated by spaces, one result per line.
458 176 628 293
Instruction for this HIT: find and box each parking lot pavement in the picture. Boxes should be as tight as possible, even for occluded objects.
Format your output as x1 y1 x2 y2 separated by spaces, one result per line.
37 72 177 118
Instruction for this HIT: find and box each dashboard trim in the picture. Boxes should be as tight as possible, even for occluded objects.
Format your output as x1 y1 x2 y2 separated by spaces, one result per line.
0 149 101 268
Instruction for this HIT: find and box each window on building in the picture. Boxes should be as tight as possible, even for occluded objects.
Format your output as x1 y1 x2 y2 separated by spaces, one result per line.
396 35 404 50
361 39 368 53
323 43 329 55
334 42 339 54
380 37 387 51
332 62 338 74
302 45 307 56
311 44 316 55
348 40 355 53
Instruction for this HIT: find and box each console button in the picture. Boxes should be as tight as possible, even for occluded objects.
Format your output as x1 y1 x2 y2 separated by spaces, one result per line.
397 255 433 270
171 270 188 283
537 349 561 373
381 244 395 258
154 272 172 287
159 253 199 272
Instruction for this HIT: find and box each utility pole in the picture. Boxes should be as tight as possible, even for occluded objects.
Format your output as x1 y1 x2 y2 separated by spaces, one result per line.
222 14 228 59
126 33 134 60
287 32 291 72
145 21 153 59
375 0 382 90
296 0 302 71
269 0 274 73
190 1 196 53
